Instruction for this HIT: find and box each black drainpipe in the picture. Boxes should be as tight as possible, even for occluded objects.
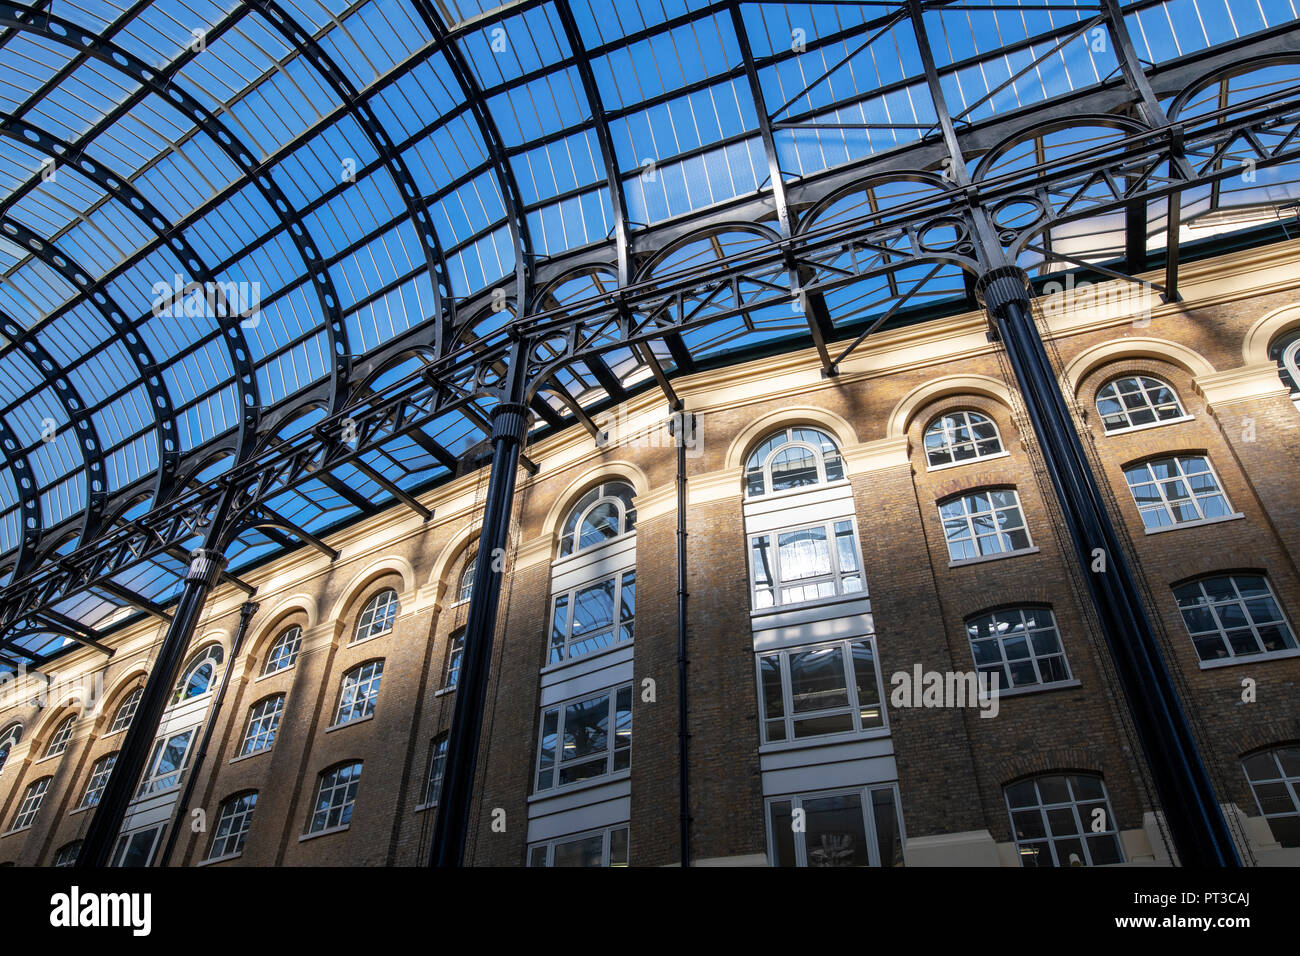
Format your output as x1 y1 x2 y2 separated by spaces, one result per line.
159 599 259 866
670 411 692 866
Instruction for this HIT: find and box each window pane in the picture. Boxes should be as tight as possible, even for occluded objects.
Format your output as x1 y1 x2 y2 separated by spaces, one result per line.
804 793 869 867
788 644 849 713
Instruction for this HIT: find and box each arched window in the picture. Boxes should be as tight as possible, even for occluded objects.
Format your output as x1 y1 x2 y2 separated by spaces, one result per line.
966 607 1071 690
11 777 51 831
1270 328 1300 402
353 589 398 644
44 715 76 758
208 792 258 861
559 481 637 557
1004 773 1122 866
745 427 844 497
54 841 82 867
1095 376 1185 432
240 695 285 756
334 661 384 726
1173 573 1297 663
424 734 448 807
1123 454 1230 529
444 629 465 688
1242 746 1300 848
307 762 362 834
173 646 223 703
456 555 476 604
938 489 1032 562
263 625 302 675
109 688 142 733
923 411 1004 468
79 753 118 809
0 724 21 775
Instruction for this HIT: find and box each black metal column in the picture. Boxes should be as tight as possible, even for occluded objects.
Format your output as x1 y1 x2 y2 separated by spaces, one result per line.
977 266 1239 867
430 400 531 867
77 546 229 867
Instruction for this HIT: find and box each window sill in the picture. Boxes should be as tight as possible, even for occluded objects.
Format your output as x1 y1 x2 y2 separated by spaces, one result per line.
346 630 392 651
433 686 457 698
2 825 32 837
539 638 634 674
1143 513 1244 535
1101 414 1195 437
1198 648 1300 670
758 726 890 754
325 714 374 733
299 824 350 843
990 678 1081 699
196 852 243 867
528 767 631 804
948 547 1039 569
34 751 66 765
749 590 869 620
414 801 439 814
925 450 1010 473
229 747 273 764
69 803 93 816
552 529 636 570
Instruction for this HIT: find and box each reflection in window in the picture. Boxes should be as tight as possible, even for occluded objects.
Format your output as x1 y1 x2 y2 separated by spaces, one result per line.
335 661 384 725
939 489 1032 561
0 724 22 774
1096 376 1185 432
45 715 77 757
208 793 258 861
1243 746 1300 848
110 826 163 867
745 427 844 497
750 519 863 609
549 570 635 663
528 825 629 867
559 481 637 557
425 735 448 807
535 685 632 792
54 842 82 867
354 589 399 643
79 753 118 809
241 696 285 756
1173 574 1297 663
1123 455 1230 529
923 410 1003 467
263 626 302 675
758 638 884 743
10 777 51 831
966 607 1071 690
173 646 223 703
138 730 196 796
109 689 142 733
1004 774 1122 867
445 631 465 689
308 762 362 834
457 556 476 603
767 785 904 867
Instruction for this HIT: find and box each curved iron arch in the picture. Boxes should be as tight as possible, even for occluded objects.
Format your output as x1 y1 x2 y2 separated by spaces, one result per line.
971 114 1152 183
0 405 41 579
1166 56 1300 119
0 7 354 429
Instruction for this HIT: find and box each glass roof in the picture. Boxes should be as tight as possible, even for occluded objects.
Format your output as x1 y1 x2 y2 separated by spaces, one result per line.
0 0 1298 664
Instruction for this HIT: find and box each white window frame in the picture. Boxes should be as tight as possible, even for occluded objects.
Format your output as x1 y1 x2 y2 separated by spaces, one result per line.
263 625 302 675
744 426 845 499
1269 329 1300 404
10 777 50 832
207 792 258 861
756 637 886 745
548 568 636 663
1242 747 1300 848
748 516 866 610
1004 773 1124 867
110 825 163 867
240 695 285 756
108 688 142 734
534 683 633 793
54 842 82 867
306 762 362 835
1123 454 1233 530
765 784 905 868
527 824 630 866
333 660 384 726
1173 574 1298 664
422 735 447 808
455 556 476 605
559 481 637 557
352 589 398 645
966 607 1072 691
1096 375 1188 433
173 645 223 703
79 752 118 809
137 729 197 797
44 714 76 758
939 488 1033 563
0 724 22 775
443 630 464 689
923 409 1005 469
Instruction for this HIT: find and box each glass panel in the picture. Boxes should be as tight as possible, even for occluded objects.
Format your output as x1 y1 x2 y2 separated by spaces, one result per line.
788 645 849 713
872 788 904 866
769 801 796 867
777 526 830 582
553 833 604 867
850 641 884 728
804 794 869 867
